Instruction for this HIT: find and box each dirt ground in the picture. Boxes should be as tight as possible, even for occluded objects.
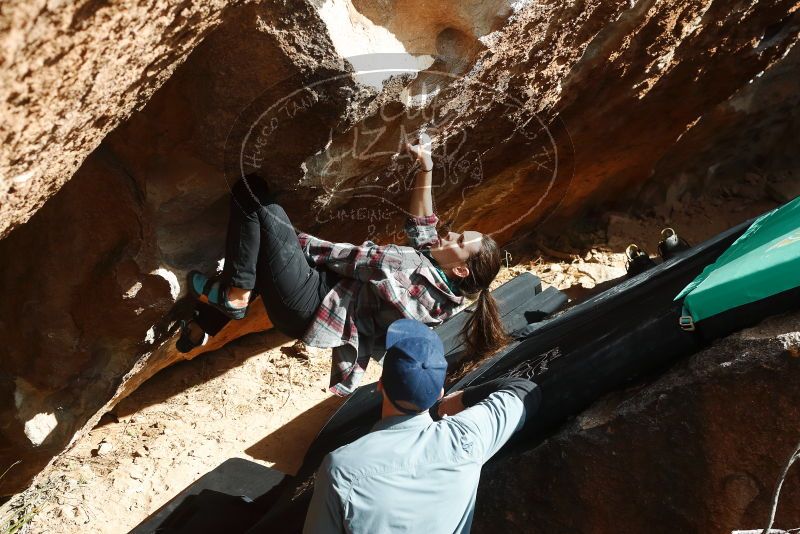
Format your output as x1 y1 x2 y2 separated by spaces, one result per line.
0 334 383 533
0 183 779 533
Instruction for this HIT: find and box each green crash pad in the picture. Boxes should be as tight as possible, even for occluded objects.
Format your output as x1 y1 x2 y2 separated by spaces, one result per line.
676 195 800 325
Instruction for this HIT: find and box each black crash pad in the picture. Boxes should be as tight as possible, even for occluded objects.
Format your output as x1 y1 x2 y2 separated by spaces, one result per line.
452 217 798 453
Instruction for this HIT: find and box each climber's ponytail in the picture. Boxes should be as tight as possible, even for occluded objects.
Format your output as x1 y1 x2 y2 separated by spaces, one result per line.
459 235 509 361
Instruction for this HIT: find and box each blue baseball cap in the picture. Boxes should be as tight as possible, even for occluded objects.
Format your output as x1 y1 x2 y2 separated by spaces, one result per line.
382 319 447 413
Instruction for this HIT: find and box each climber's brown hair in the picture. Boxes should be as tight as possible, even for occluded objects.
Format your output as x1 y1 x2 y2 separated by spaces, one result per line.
458 235 509 361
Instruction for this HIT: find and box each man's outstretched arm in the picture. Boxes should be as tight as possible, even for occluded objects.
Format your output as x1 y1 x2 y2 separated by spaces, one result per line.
436 377 542 461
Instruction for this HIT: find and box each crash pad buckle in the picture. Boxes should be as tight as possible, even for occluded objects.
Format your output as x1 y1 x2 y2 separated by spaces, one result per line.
679 315 696 331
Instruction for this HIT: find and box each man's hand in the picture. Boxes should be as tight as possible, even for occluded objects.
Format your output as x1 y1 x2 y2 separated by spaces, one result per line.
437 390 466 418
405 131 433 171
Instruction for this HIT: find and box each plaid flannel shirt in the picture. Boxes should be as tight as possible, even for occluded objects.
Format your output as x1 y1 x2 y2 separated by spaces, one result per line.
297 214 464 396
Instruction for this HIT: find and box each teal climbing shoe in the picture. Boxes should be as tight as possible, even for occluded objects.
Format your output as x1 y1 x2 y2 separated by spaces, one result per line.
187 270 249 320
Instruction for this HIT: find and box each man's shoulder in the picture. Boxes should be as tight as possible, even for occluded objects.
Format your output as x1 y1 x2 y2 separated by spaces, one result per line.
325 418 459 476
321 439 380 489
324 429 387 478
326 441 357 469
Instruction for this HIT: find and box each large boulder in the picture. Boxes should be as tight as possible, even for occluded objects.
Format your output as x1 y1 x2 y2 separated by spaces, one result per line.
474 311 800 533
0 0 253 239
0 0 356 495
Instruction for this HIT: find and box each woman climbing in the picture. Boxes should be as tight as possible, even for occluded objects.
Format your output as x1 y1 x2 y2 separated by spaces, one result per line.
178 132 508 395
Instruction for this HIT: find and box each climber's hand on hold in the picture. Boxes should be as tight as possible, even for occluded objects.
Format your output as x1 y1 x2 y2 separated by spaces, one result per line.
404 131 433 171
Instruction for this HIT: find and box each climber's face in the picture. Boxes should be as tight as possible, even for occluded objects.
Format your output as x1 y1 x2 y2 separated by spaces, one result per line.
429 230 483 278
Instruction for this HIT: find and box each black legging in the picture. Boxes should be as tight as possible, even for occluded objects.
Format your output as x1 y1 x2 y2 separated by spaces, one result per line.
194 176 340 339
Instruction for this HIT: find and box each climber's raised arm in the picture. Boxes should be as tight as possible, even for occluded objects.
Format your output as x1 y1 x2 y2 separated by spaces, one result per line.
406 132 434 218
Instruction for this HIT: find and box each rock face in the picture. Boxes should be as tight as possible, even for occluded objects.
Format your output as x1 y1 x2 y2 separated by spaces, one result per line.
0 0 254 239
1 0 799 497
0 0 354 495
639 42 800 215
474 312 800 533
402 0 800 241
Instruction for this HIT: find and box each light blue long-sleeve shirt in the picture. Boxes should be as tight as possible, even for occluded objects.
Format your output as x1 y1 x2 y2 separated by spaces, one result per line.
303 390 526 533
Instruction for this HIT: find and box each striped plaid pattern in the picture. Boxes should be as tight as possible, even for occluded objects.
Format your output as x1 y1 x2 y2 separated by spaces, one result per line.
297 214 464 396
